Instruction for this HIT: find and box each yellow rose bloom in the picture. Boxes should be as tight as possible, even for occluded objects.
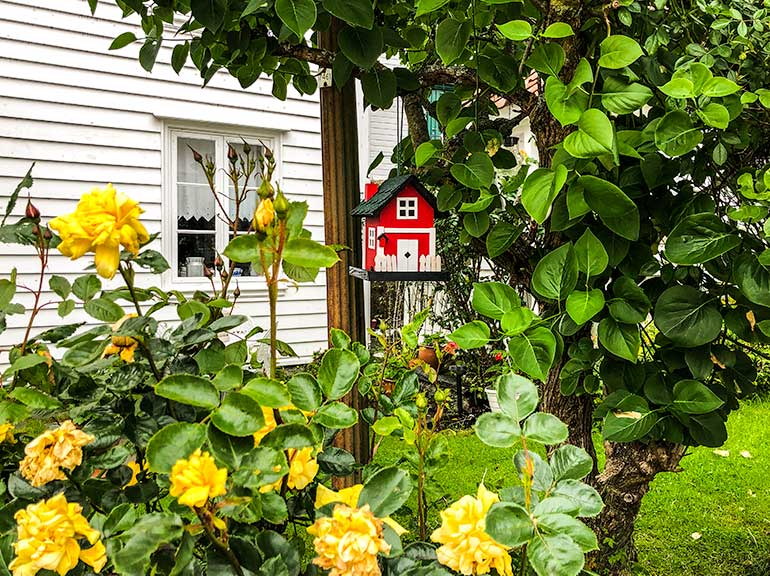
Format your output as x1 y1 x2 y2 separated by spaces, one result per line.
308 504 390 576
260 447 319 493
315 484 407 536
254 198 275 231
19 421 94 487
0 422 16 444
9 493 107 576
124 460 148 488
102 313 139 362
49 184 149 279
431 484 513 576
169 449 227 508
253 406 278 446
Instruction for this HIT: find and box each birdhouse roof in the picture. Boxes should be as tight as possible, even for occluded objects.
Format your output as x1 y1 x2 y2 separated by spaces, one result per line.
351 175 438 217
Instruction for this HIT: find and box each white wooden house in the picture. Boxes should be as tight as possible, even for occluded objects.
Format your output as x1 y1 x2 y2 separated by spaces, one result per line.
0 0 330 362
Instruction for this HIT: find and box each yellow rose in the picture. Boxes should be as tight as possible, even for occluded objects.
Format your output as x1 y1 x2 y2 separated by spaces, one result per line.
124 460 147 488
431 483 513 576
102 313 139 362
9 493 107 576
0 423 15 444
49 184 149 279
315 484 407 536
19 421 94 487
253 406 278 446
308 504 390 576
169 449 227 508
260 447 319 493
254 198 275 231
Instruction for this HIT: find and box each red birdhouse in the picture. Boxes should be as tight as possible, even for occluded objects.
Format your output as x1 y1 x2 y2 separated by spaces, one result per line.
352 175 441 273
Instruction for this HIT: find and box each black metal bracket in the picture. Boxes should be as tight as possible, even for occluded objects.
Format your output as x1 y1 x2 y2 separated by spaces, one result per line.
348 266 450 282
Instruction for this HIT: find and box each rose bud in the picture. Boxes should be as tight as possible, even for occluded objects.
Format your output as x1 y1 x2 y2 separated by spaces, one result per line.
25 201 40 220
227 145 237 164
188 145 203 164
203 265 214 278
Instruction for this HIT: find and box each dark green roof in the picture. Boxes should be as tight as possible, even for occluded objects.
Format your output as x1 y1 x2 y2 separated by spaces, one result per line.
351 175 437 217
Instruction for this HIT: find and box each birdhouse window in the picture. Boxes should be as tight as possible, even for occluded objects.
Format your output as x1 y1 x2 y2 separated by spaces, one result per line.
397 198 418 220
367 227 376 249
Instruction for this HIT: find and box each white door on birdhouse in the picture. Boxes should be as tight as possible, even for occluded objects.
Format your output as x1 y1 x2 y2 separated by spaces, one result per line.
396 239 419 271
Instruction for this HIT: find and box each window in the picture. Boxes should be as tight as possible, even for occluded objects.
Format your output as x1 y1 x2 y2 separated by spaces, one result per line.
368 227 376 249
166 128 277 282
397 198 417 220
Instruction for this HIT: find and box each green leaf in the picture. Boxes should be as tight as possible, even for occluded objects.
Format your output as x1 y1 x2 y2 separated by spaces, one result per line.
579 175 640 240
110 31 137 50
485 502 534 547
598 317 640 362
529 533 584 576
532 243 578 301
9 387 62 410
448 320 490 349
537 513 598 552
312 402 359 428
508 326 556 381
211 393 265 436
207 425 254 470
242 378 291 407
654 286 722 347
601 76 653 114
155 374 220 410
415 0 449 17
552 479 603 517
574 229 608 277
563 109 615 158
415 141 440 167
545 76 588 126
361 67 397 109
471 282 520 320
84 298 124 322
223 235 259 263
607 276 650 324
358 467 412 517
72 274 101 301
112 514 184 575
603 407 657 442
660 78 695 99
598 35 643 69
566 290 605 325
702 77 741 97
147 423 206 473
523 412 568 444
542 22 574 38
3 354 47 377
275 0 317 37
283 239 339 268
655 110 703 157
734 255 770 307
497 20 532 41
474 412 520 447
501 307 535 336
672 380 724 414
697 103 730 129
550 445 594 481
372 416 401 436
338 25 383 69
486 221 523 258
665 213 740 264
521 165 568 223
496 373 538 422
139 38 162 72
322 0 374 28
527 43 565 76
287 373 323 411
463 212 490 237
262 423 317 451
171 42 189 74
436 18 471 64
317 349 360 400
450 152 495 190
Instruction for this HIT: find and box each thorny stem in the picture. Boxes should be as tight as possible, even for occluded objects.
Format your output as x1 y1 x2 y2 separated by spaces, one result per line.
19 235 48 357
118 263 162 382
195 508 244 576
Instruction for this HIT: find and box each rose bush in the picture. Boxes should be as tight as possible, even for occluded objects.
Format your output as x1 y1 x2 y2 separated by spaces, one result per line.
0 149 600 576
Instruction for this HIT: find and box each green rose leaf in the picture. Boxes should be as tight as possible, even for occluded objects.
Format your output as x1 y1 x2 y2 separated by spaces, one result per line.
242 378 292 407
312 402 359 428
317 348 360 400
358 466 413 517
211 393 265 437
496 373 539 422
536 513 598 552
287 372 323 411
474 412 521 447
550 445 594 482
112 513 184 576
147 423 207 473
485 502 534 547
84 298 124 322
155 374 220 410
552 479 604 517
224 235 260 263
523 412 569 444
283 239 339 268
262 423 318 450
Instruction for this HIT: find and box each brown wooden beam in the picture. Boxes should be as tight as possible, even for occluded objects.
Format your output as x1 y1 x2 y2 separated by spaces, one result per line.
319 19 369 482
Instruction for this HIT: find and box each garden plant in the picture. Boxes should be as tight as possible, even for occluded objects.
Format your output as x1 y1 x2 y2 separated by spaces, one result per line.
92 0 770 572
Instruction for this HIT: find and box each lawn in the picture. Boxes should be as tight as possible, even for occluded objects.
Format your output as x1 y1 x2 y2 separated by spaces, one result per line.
374 399 770 576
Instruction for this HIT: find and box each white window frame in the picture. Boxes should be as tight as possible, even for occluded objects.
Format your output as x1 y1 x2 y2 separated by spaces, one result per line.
368 227 376 249
397 197 418 220
162 124 282 290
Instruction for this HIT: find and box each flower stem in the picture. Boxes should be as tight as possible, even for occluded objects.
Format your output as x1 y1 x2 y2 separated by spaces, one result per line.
118 263 162 382
19 236 48 357
195 508 244 576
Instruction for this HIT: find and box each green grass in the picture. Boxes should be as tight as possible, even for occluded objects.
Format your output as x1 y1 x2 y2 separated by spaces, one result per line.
374 399 770 575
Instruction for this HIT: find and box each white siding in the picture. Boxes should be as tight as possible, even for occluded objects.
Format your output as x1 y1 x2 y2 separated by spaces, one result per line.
0 0 328 362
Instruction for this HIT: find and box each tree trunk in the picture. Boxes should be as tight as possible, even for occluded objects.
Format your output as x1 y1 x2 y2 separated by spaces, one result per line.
587 441 687 574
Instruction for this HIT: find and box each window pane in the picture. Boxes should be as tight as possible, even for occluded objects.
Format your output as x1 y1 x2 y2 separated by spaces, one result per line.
227 141 263 232
178 233 216 276
178 137 214 183
177 184 215 231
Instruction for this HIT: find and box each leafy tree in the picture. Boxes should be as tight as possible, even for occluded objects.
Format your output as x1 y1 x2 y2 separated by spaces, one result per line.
99 0 770 572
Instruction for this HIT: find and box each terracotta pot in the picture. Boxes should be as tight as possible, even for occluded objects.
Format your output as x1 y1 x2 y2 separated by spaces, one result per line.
418 346 439 370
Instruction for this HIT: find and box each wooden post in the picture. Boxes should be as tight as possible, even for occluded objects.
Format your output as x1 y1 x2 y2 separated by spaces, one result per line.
319 20 369 480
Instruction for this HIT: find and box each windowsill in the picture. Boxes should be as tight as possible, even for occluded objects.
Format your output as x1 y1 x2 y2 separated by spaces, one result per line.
162 275 292 301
